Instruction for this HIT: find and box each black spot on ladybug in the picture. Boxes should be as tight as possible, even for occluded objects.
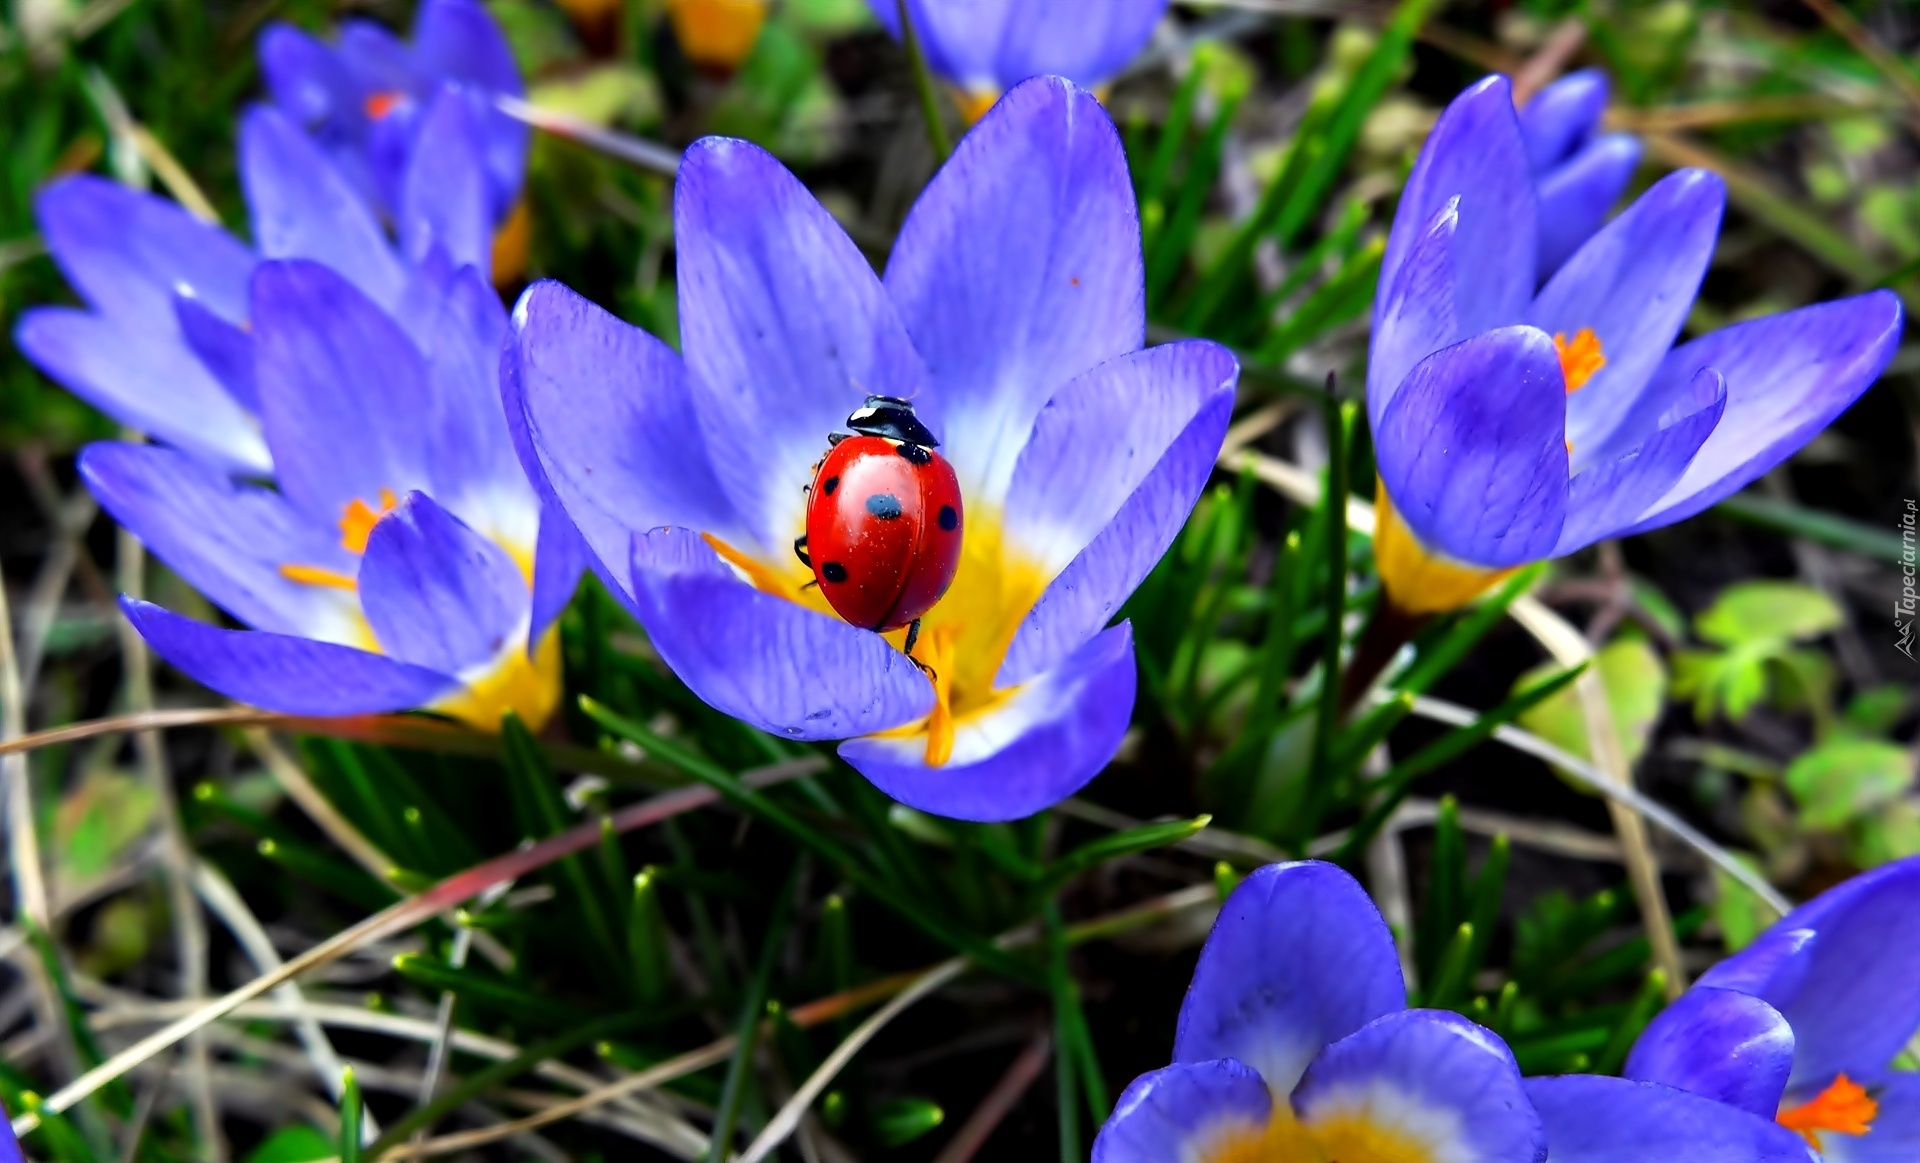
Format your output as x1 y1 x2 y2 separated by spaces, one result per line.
896 442 932 465
866 493 903 520
823 561 848 583
823 475 839 496
938 505 958 531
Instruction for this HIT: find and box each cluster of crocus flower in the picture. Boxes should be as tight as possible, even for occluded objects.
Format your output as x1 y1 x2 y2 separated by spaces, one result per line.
258 0 524 233
509 76 1237 821
18 52 576 730
1096 860 1818 1163
1624 854 1920 1160
1369 74 1902 616
866 0 1168 122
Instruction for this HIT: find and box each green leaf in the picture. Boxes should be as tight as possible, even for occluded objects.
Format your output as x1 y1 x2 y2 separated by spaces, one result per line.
1515 637 1668 772
1785 738 1915 830
1695 581 1842 647
245 1127 334 1163
1845 685 1913 736
1849 800 1920 867
1712 853 1774 953
1041 815 1211 893
872 1097 946 1148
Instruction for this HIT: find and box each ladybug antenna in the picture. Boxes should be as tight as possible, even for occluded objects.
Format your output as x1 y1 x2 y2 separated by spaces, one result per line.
846 395 938 447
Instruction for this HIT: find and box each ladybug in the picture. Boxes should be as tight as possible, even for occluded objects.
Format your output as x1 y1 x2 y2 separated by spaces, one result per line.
794 395 963 660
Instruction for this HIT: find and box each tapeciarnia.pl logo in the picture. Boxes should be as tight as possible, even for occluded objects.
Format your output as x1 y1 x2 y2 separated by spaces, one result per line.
1900 499 1917 662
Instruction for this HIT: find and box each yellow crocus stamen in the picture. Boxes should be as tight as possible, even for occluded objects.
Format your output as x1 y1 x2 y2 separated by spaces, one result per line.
340 488 400 554
364 91 404 121
278 563 359 591
1778 1074 1878 1149
665 0 767 71
920 623 960 767
434 626 566 732
1553 328 1606 393
703 532 809 599
953 87 1000 126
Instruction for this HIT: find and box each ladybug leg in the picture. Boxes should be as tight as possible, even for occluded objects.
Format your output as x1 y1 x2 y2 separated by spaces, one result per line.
792 535 811 568
902 619 938 679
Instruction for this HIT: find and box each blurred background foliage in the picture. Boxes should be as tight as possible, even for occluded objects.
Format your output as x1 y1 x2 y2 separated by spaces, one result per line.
0 0 1917 1160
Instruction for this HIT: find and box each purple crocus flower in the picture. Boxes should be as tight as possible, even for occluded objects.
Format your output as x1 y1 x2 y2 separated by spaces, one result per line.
16 94 579 730
866 0 1168 121
1370 75 1902 616
259 0 526 225
1519 70 1642 279
1617 856 1920 1160
1095 861 1809 1163
507 76 1236 821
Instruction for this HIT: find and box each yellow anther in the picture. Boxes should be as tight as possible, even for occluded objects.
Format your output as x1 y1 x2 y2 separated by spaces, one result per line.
1553 328 1606 393
278 563 359 591
954 87 1000 126
1778 1074 1878 1149
364 91 404 121
702 532 803 598
920 624 961 767
340 489 399 554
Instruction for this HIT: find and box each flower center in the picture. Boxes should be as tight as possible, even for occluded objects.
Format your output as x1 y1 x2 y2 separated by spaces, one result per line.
1201 1106 1437 1163
1553 328 1606 393
710 508 1048 767
1777 1074 1878 1149
364 91 405 121
277 489 399 591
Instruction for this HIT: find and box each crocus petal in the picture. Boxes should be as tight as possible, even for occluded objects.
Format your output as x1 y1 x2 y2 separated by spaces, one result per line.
886 75 1144 502
866 0 1014 89
990 0 1170 90
1378 76 1535 351
1536 135 1642 280
1524 1075 1813 1163
1534 168 1724 456
259 22 360 136
399 87 491 277
1554 368 1725 554
998 365 1233 687
35 175 254 332
15 309 270 475
1093 1059 1274 1163
1004 341 1237 575
1624 987 1794 1121
122 597 454 716
676 137 929 555
1368 198 1461 426
337 18 415 94
503 280 745 591
1697 856 1920 1088
1174 861 1406 1095
241 104 405 311
411 0 527 217
1822 1073 1920 1163
252 260 436 527
838 622 1136 822
1624 291 1904 533
1374 326 1569 568
175 294 258 413
359 493 528 675
79 442 361 642
628 528 932 741
1292 1009 1546 1163
529 502 590 647
1518 69 1608 171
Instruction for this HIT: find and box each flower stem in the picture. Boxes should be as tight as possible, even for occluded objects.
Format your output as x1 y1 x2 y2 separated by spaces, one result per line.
895 0 952 161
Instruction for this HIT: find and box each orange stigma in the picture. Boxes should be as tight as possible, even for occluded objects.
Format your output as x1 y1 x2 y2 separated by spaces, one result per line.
1778 1075 1878 1149
1554 328 1606 393
364 91 404 120
340 489 399 554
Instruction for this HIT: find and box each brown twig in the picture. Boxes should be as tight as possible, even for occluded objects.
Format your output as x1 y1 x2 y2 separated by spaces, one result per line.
1510 17 1588 107
931 1031 1054 1163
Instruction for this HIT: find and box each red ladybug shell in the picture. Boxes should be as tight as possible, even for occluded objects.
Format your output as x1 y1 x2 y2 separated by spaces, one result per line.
804 436 963 632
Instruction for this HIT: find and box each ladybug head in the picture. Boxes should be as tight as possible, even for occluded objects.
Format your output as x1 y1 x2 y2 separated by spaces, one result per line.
845 394 938 447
